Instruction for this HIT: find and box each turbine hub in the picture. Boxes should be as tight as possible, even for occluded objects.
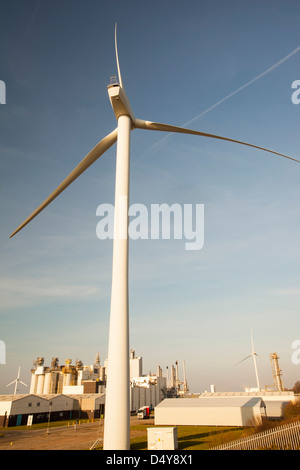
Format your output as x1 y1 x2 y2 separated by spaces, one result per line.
107 84 135 123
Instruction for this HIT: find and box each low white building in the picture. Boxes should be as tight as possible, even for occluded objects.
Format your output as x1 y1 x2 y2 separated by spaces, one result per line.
65 393 105 420
0 394 75 427
0 393 106 427
198 391 296 419
155 397 266 427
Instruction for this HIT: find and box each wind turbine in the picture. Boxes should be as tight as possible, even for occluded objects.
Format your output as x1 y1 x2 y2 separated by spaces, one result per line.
9 25 299 449
235 330 261 391
6 367 28 395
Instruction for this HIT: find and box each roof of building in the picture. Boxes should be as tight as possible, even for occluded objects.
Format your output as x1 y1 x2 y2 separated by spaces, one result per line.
0 393 105 402
198 391 294 397
0 394 49 402
156 397 263 408
66 393 105 401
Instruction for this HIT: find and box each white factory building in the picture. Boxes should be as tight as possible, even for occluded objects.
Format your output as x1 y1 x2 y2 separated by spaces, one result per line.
129 350 167 411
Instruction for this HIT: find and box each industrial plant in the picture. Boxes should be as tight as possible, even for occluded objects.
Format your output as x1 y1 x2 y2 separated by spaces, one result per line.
1 345 297 432
0 350 188 427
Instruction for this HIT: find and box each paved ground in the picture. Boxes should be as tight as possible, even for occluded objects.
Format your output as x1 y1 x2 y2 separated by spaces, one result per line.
0 417 153 450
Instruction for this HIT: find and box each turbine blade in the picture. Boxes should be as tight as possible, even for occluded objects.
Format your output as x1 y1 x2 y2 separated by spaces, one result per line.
134 118 300 163
234 354 253 366
6 380 16 387
251 328 255 353
19 381 28 387
115 23 123 89
10 128 118 238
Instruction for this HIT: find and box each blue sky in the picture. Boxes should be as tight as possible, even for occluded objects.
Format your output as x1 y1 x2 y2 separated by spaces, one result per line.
0 0 299 394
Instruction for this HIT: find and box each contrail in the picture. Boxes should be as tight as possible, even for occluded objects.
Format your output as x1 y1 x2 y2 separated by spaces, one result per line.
25 0 41 36
144 45 300 156
184 44 300 127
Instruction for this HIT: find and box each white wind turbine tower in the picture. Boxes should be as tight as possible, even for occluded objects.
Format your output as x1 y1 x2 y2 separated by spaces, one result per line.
6 367 27 395
9 25 299 449
235 330 261 391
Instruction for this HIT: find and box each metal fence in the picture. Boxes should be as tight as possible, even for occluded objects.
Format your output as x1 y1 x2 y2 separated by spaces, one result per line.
211 420 300 450
90 437 102 450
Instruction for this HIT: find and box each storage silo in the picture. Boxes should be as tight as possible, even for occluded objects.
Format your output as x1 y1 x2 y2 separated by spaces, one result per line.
36 368 45 395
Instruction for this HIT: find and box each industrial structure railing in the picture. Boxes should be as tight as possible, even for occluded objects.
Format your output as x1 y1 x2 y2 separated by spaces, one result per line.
90 437 102 450
210 420 300 450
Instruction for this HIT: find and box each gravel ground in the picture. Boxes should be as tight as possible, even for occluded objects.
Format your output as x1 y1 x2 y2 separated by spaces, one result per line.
0 417 153 450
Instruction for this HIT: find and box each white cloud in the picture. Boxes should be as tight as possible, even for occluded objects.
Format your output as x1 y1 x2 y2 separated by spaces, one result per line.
0 277 101 310
270 288 300 296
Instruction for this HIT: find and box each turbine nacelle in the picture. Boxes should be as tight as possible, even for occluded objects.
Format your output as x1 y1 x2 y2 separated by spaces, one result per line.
107 83 135 123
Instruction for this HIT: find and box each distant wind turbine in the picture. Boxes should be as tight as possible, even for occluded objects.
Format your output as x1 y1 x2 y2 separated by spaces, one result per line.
235 330 261 391
9 25 299 449
6 367 27 395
